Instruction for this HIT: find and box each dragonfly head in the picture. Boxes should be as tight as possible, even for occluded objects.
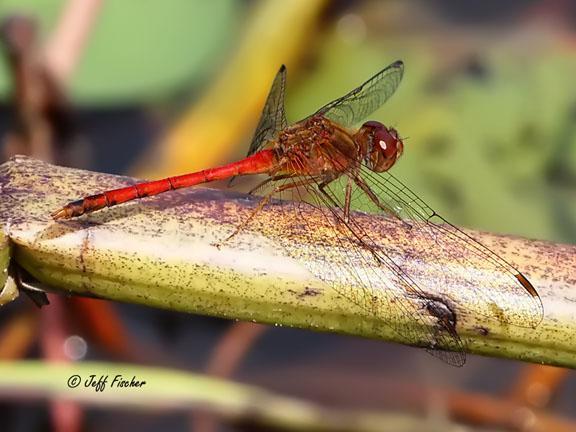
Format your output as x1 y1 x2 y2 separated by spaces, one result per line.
358 121 404 172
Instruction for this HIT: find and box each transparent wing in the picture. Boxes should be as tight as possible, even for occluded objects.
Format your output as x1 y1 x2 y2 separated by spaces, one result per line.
336 165 544 329
313 60 404 127
299 177 466 366
246 65 288 157
241 168 467 367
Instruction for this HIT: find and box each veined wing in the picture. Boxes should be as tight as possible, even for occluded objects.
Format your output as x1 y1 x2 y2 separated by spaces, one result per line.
313 60 404 127
333 164 544 329
298 177 467 366
246 65 288 157
242 164 467 366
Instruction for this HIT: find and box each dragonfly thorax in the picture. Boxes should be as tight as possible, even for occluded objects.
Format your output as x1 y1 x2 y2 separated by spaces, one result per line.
356 120 404 172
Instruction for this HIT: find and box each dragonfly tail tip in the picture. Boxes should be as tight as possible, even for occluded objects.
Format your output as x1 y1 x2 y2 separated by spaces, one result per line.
50 207 70 220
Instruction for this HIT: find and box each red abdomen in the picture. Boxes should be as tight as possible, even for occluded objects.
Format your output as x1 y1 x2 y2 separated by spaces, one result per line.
52 149 278 219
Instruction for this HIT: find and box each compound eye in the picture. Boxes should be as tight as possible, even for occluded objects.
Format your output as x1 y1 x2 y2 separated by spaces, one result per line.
363 120 384 129
374 128 397 159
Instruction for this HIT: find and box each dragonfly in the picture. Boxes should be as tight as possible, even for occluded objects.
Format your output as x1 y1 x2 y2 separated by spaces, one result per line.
52 60 543 365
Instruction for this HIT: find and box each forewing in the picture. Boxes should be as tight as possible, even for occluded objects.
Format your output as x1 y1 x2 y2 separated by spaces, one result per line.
313 60 404 127
246 65 288 157
345 166 544 329
239 168 466 366
299 176 467 366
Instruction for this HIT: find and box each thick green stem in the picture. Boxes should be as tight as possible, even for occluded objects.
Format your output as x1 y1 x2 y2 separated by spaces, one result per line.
1 156 575 367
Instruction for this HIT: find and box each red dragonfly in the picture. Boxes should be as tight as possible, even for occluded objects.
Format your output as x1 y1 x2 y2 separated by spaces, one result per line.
52 61 543 365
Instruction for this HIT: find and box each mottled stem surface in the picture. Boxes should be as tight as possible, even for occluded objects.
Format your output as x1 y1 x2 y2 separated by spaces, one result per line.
1 156 575 367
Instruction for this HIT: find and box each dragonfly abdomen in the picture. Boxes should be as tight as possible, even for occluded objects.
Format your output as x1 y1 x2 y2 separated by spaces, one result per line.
52 149 278 219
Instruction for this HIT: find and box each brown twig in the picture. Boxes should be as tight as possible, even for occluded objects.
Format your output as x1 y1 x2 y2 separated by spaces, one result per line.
249 365 576 432
508 364 570 408
0 15 79 165
39 295 82 432
206 322 268 377
0 309 37 359
195 322 268 432
1 16 57 162
44 0 103 85
0 0 100 165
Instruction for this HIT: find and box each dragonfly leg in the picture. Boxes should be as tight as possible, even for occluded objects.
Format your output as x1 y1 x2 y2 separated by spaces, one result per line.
353 175 406 225
215 177 316 247
343 176 353 223
316 181 385 265
316 175 354 235
217 195 273 246
318 173 355 226
247 174 294 195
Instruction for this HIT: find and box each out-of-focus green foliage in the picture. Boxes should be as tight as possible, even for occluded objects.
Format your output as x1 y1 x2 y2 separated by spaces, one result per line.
0 0 238 104
288 35 576 244
0 361 444 432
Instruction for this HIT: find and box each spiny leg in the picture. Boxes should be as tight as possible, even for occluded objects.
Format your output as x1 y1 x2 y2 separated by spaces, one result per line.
215 177 317 247
314 183 381 266
317 173 339 195
343 176 353 223
317 177 383 264
353 175 407 225
316 175 351 236
216 194 272 246
247 174 294 196
318 173 354 228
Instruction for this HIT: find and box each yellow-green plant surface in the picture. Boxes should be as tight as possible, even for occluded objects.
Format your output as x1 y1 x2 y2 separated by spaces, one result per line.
1 156 575 367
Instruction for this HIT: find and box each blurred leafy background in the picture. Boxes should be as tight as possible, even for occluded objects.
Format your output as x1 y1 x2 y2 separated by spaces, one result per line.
0 0 575 431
